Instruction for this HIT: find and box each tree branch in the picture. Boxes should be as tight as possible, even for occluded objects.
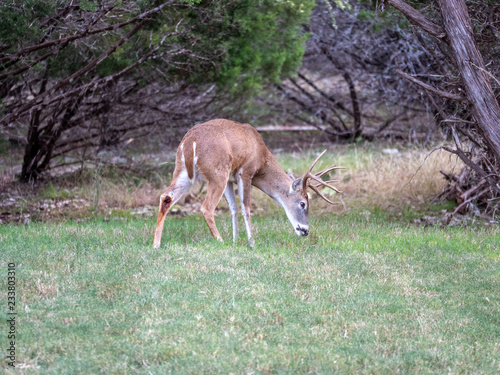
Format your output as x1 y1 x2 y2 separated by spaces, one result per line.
0 20 151 126
0 42 69 80
442 146 500 194
0 0 174 64
396 69 463 101
381 0 448 42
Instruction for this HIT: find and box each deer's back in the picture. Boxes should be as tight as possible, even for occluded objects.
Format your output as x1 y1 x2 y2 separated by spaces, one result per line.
176 119 270 180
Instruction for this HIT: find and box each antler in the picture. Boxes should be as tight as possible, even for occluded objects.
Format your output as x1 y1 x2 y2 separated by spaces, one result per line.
302 150 344 205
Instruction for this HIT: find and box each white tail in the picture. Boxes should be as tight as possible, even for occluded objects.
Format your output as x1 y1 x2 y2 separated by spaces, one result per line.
153 119 343 248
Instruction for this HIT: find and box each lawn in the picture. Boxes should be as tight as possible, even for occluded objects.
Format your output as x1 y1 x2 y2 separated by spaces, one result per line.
1 212 499 374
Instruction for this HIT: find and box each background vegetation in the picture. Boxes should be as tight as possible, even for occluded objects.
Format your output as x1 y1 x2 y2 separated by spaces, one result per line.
1 0 499 217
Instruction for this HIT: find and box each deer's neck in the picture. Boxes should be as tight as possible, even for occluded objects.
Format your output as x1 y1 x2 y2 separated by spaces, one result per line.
252 155 291 202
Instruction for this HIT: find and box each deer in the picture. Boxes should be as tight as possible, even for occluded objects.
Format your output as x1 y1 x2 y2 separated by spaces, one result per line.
153 119 343 248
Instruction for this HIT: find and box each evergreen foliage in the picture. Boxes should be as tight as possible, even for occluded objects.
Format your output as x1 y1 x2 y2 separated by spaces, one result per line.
0 0 315 93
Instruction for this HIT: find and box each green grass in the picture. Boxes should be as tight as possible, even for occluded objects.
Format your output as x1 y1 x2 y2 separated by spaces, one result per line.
1 213 499 374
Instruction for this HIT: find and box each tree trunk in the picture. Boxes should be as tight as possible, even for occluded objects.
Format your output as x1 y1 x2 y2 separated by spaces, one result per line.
21 97 85 181
437 0 500 165
20 76 48 182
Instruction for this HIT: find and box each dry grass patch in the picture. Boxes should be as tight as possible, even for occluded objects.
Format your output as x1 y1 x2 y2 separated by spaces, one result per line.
268 146 463 213
98 181 161 209
326 147 462 211
92 145 462 213
0 144 464 224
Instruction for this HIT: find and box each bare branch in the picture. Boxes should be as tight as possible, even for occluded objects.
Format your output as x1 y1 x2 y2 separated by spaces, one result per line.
396 69 463 101
0 19 151 126
0 42 69 80
442 146 500 194
381 0 448 42
0 0 174 65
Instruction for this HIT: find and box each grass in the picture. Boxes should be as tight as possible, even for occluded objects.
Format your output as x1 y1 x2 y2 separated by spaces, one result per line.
1 212 499 374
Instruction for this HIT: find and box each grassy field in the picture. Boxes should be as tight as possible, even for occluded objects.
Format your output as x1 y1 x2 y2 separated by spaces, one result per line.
1 211 499 374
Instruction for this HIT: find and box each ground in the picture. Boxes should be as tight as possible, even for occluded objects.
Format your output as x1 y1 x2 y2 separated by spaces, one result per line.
0 213 498 374
1 135 499 374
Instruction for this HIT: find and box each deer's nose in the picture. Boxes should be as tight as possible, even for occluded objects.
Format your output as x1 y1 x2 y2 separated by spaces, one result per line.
297 225 309 236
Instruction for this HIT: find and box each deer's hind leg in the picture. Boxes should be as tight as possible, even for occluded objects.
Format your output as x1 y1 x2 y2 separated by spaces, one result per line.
200 177 228 242
153 169 192 249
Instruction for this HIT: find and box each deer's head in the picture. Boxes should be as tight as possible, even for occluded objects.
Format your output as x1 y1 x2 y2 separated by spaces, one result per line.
282 150 343 237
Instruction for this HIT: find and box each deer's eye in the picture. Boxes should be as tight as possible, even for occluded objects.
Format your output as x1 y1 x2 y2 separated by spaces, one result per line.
300 202 306 209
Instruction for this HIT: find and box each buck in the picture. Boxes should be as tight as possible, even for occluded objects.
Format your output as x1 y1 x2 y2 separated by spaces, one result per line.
153 119 343 248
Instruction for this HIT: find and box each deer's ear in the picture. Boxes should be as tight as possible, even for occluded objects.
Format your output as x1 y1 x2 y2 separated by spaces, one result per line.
290 178 303 193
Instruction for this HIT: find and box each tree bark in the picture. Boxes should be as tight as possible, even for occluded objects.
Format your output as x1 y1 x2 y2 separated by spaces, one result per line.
436 0 500 165
385 0 500 165
384 0 447 41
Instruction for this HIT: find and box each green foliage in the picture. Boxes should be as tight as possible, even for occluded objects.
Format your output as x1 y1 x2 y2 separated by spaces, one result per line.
0 0 57 46
0 0 107 79
80 0 98 12
357 8 375 21
1 0 317 95
46 43 90 78
96 55 131 77
215 0 315 94
356 1 410 33
0 136 8 155
149 0 315 94
1 215 498 372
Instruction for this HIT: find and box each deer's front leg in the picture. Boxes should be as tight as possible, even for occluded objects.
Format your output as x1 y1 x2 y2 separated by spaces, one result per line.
237 171 255 248
224 182 238 243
